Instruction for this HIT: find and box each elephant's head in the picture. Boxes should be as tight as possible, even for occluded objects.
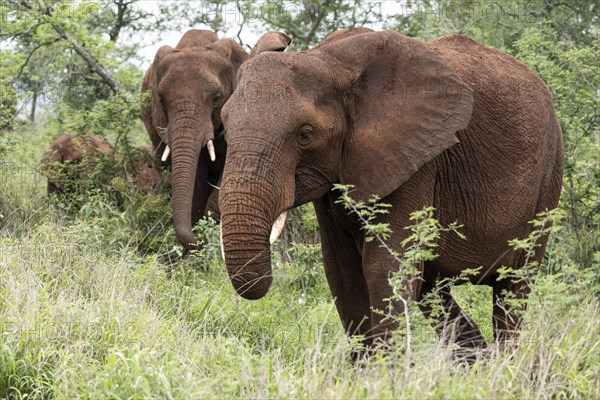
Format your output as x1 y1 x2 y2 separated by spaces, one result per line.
219 30 473 299
141 29 290 248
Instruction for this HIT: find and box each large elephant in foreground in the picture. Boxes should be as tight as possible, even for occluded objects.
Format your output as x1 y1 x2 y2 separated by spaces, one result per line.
219 30 564 350
141 29 290 248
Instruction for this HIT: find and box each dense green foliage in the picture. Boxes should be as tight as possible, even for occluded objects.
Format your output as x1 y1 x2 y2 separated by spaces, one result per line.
1 0 598 398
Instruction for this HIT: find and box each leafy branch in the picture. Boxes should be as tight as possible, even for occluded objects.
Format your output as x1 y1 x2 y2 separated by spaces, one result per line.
10 0 130 94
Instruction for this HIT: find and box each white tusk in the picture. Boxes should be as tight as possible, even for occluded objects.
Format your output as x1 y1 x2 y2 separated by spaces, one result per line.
207 140 216 162
161 145 170 162
220 221 225 261
269 211 287 244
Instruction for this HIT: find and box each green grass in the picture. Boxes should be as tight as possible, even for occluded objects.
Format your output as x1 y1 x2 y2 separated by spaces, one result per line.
1 125 599 399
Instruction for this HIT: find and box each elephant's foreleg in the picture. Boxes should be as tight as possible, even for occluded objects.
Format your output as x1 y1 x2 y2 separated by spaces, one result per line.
359 165 437 347
314 199 372 355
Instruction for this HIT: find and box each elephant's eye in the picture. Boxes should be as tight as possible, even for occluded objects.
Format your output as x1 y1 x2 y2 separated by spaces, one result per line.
297 126 313 146
212 93 222 107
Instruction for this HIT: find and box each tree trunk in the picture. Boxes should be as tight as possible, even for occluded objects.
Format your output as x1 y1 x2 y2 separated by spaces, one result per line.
29 89 37 124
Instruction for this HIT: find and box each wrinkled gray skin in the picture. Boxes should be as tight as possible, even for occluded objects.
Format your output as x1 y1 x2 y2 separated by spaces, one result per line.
141 30 291 249
219 30 564 352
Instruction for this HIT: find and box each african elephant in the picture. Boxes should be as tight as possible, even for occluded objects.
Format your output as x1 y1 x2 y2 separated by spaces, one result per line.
41 134 171 195
218 30 564 351
141 29 290 249
41 133 114 195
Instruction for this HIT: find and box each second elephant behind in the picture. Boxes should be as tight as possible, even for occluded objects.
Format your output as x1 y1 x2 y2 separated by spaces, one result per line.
141 29 291 249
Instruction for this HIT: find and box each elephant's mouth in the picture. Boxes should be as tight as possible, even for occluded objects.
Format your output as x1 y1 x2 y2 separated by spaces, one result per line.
293 171 333 207
161 124 225 164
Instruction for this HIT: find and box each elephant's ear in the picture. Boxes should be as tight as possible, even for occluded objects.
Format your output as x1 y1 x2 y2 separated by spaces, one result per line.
322 31 473 203
251 32 291 56
141 45 174 149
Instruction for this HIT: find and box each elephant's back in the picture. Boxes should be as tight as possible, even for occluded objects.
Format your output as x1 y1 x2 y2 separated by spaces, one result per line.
426 34 560 146
423 35 563 275
427 34 562 176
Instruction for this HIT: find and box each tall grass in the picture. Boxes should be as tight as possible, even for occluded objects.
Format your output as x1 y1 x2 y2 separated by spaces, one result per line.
1 125 598 399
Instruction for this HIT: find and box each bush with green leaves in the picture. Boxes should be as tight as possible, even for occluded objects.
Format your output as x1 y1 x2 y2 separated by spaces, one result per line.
277 242 325 298
513 26 599 234
190 215 223 268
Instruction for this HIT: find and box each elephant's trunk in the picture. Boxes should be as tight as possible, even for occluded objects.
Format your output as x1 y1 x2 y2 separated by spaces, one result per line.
171 141 200 248
169 107 212 249
220 172 278 299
